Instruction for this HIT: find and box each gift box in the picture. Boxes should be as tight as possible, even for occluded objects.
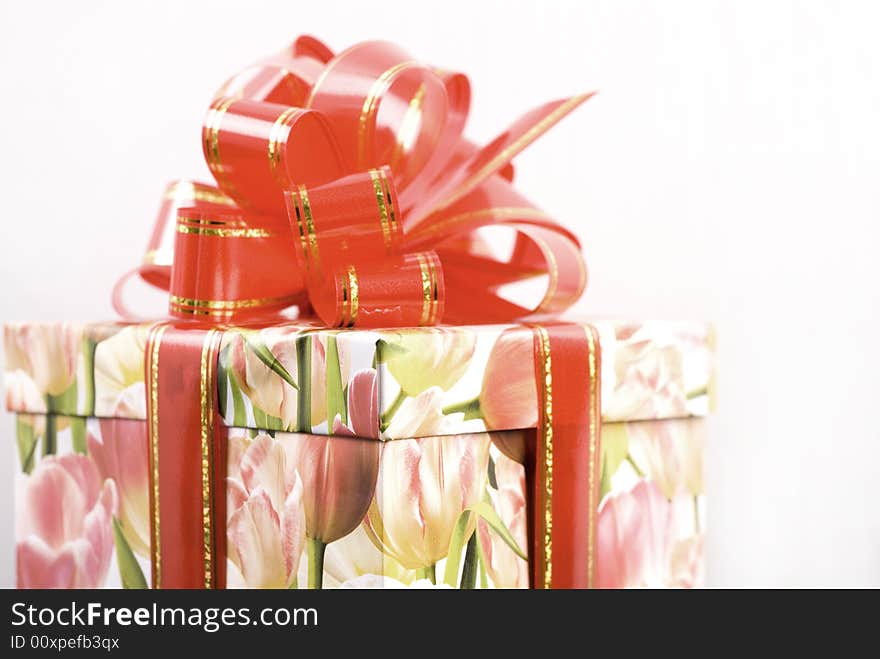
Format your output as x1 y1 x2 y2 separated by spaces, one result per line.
5 35 715 589
5 319 712 589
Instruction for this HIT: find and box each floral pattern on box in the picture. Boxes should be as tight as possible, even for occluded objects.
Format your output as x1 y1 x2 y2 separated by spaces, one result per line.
4 321 132 422
13 410 704 589
215 321 713 439
4 321 713 440
6 319 708 588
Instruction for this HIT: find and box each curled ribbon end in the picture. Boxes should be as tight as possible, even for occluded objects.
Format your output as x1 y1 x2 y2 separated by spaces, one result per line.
312 251 444 329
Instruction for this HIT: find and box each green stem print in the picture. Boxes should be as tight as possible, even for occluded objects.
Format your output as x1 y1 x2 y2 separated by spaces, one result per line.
476 534 488 589
81 335 97 415
296 334 312 433
325 335 346 427
252 406 269 430
44 390 72 456
307 537 326 589
441 396 482 420
459 533 478 589
693 495 701 534
379 389 407 431
16 418 38 474
113 518 148 589
416 563 437 585
43 413 57 456
70 417 88 455
444 502 525 587
243 332 298 390
625 454 645 477
229 373 248 428
685 385 707 400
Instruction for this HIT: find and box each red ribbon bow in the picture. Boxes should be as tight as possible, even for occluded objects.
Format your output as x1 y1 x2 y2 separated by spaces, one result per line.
115 35 593 327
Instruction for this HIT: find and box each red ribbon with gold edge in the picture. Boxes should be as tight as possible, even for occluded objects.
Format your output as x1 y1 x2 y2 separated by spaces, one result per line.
123 35 603 589
528 323 602 589
145 323 228 589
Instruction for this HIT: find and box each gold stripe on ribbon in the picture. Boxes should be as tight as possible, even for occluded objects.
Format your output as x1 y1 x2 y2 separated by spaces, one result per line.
414 207 553 241
169 294 299 318
416 254 432 325
390 82 427 170
428 254 440 325
199 329 220 589
289 185 321 269
204 97 235 186
379 168 400 246
534 325 553 589
289 189 310 270
164 182 235 207
432 94 590 212
337 265 359 327
268 107 300 183
529 234 559 314
523 231 586 314
176 218 274 239
358 61 418 167
146 323 168 589
369 169 393 249
585 325 598 588
415 253 440 326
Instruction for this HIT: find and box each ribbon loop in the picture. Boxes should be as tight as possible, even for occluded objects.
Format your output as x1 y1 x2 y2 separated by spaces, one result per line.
169 208 305 321
203 97 345 216
215 36 334 106
140 180 236 291
306 40 452 187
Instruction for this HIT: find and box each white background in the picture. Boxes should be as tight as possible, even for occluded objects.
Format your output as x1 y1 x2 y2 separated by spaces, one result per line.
1 0 878 587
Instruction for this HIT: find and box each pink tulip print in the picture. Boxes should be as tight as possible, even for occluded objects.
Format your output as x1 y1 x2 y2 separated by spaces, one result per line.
226 329 352 430
626 417 704 499
382 329 476 396
364 434 490 581
5 369 47 417
4 323 81 398
228 330 299 429
16 454 118 588
88 385 151 558
226 434 306 588
281 432 380 586
596 479 703 588
478 329 538 431
331 369 379 438
605 323 694 421
439 328 543 436
478 452 529 588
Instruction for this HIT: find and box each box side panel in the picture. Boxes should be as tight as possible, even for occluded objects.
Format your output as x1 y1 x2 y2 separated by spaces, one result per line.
226 427 530 589
13 414 706 589
13 413 151 589
597 417 706 588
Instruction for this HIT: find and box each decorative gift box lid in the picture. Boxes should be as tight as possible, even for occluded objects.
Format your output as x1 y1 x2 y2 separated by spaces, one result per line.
4 319 714 439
